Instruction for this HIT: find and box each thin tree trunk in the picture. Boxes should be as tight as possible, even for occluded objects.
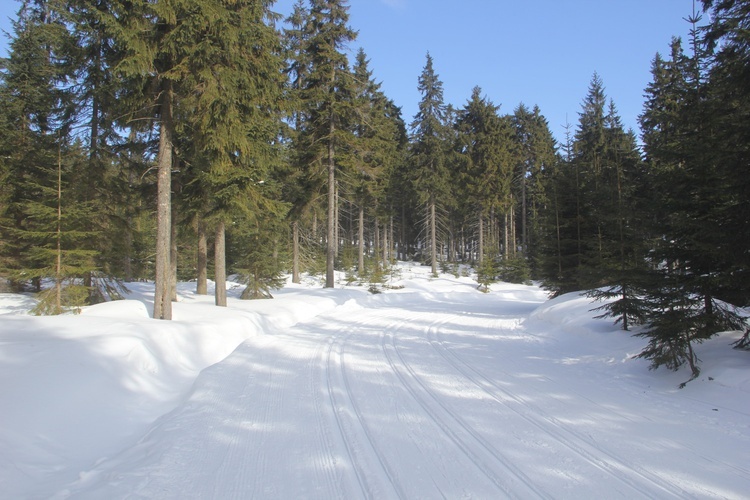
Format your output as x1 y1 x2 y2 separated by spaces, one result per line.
55 144 62 314
326 119 336 288
292 220 300 284
196 219 208 295
374 219 381 269
521 167 528 255
382 219 388 266
215 221 227 307
358 205 365 275
153 83 173 320
334 182 340 258
430 199 437 275
478 213 484 265
504 212 510 259
389 215 394 264
170 210 177 301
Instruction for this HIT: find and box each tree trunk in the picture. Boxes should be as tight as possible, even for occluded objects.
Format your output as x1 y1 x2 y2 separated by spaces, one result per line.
334 182 340 258
358 205 365 275
196 219 208 295
55 144 62 314
170 210 178 301
215 221 227 307
325 118 336 288
521 167 528 255
374 219 381 270
478 213 484 265
383 222 388 266
430 199 437 275
389 215 394 264
153 83 173 320
292 220 300 284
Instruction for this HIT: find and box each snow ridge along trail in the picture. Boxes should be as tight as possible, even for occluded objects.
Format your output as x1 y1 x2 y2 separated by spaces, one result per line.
51 271 750 499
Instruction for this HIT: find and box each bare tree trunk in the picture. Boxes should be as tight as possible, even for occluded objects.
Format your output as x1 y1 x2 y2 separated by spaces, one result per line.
382 219 388 266
215 221 227 307
170 210 177 301
504 212 510 259
478 213 484 265
325 120 336 288
389 215 394 264
510 196 516 258
374 219 381 270
55 144 62 314
196 219 208 295
521 170 528 256
292 220 300 284
334 182 340 258
358 205 365 275
430 199 437 275
153 83 173 320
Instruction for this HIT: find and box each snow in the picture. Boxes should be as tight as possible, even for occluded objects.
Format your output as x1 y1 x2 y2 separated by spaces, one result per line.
1 263 749 498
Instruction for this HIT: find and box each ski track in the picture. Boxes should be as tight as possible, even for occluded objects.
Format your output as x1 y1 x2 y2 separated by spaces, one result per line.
325 322 405 500
381 319 551 499
420 312 686 498
56 288 750 499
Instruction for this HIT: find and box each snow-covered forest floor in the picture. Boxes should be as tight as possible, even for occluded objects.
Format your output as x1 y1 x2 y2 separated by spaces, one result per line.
1 263 749 498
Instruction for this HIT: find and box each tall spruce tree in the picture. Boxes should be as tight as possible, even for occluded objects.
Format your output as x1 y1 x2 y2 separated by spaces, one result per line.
410 53 449 275
455 87 514 266
511 104 558 275
177 0 287 306
349 48 401 275
299 0 357 288
102 0 186 319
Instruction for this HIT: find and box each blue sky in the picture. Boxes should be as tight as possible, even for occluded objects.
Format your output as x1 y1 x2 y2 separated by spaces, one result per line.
0 0 694 143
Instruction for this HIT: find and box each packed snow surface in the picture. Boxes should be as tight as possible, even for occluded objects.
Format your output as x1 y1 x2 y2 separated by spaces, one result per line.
1 263 749 498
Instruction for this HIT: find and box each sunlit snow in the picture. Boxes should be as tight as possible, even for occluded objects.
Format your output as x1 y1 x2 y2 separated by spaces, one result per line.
1 263 748 498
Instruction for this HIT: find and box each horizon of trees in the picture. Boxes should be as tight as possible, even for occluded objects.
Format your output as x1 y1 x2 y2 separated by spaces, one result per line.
1 0 748 380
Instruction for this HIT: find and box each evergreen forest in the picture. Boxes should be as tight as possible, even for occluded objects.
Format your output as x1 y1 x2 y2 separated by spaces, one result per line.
1 0 749 379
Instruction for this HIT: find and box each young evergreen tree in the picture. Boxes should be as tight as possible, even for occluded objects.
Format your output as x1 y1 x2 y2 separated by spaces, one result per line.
0 0 79 292
701 0 750 347
638 10 748 378
410 53 450 275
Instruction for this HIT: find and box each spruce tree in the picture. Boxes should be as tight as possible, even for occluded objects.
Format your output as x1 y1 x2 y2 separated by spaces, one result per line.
701 0 750 339
298 0 357 288
410 53 450 275
455 87 514 266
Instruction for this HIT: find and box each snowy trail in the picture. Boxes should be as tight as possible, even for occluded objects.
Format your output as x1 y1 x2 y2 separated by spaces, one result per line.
52 281 750 499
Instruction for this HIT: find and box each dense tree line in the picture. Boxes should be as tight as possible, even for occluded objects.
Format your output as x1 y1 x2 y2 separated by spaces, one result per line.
0 1 747 378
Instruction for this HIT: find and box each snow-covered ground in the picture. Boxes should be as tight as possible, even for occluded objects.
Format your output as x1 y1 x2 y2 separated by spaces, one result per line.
1 263 749 499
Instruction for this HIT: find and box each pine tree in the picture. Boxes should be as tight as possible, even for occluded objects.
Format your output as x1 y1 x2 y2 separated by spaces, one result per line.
178 0 287 306
701 0 750 347
348 48 401 275
455 87 514 266
637 8 748 378
298 0 357 288
511 104 558 276
102 0 184 319
0 1 79 291
410 53 450 275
